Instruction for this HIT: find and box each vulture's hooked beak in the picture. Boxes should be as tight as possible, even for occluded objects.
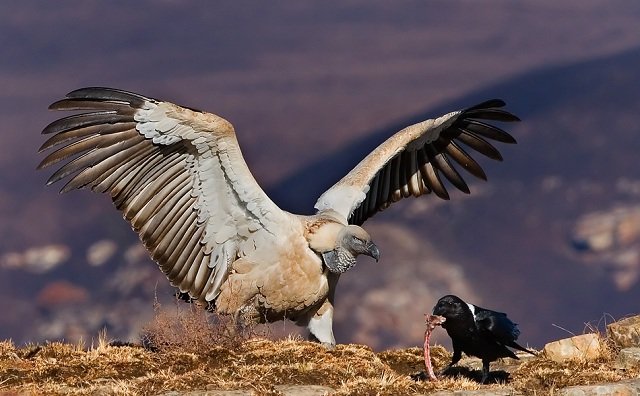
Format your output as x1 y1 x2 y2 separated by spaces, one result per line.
365 241 380 262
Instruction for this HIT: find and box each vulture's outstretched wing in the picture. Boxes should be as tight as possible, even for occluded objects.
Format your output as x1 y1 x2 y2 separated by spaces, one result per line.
314 100 519 225
38 87 289 302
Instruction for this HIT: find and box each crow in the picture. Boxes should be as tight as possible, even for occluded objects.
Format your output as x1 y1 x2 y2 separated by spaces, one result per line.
432 295 536 383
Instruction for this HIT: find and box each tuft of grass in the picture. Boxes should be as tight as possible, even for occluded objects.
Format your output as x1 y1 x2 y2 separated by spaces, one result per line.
140 298 254 353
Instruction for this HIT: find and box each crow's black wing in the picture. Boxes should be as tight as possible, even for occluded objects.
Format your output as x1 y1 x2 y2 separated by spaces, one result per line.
475 308 519 343
475 308 535 355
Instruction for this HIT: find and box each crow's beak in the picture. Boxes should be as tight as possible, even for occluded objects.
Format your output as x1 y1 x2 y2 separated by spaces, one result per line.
365 241 380 262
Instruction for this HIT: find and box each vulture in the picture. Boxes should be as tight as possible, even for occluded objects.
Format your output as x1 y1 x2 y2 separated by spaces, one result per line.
38 87 518 346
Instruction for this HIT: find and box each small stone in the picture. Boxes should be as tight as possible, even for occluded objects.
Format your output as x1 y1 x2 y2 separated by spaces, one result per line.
557 378 640 395
607 316 640 348
614 347 640 369
274 385 335 395
160 390 252 396
543 333 601 362
429 389 519 396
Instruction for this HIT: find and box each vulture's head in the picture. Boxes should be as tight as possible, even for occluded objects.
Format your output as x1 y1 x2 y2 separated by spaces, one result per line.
321 225 379 274
340 225 380 260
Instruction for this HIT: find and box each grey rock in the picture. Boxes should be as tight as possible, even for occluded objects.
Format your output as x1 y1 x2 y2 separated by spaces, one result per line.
570 206 640 291
275 385 335 395
614 347 640 369
160 385 336 396
557 378 640 395
571 206 640 252
428 389 520 396
159 390 252 396
607 315 640 348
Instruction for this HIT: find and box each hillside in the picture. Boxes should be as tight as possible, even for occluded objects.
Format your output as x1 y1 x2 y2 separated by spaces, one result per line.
1 1 640 351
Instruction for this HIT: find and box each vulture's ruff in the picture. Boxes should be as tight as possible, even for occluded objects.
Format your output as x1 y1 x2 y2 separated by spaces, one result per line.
38 87 518 345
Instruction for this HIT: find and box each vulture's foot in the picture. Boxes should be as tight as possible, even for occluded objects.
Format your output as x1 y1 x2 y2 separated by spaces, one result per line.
321 341 336 350
231 304 261 337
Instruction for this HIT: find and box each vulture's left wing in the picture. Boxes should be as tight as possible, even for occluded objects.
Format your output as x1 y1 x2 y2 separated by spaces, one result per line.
314 100 519 225
38 87 290 303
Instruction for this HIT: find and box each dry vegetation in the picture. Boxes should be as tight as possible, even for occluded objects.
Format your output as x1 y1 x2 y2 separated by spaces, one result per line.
0 304 638 395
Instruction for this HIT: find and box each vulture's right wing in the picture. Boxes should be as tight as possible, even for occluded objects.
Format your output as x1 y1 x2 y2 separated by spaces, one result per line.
38 87 289 303
314 100 519 225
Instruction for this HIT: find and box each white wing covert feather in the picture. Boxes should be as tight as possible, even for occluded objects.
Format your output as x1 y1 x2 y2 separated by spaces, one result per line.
38 87 289 303
314 100 519 225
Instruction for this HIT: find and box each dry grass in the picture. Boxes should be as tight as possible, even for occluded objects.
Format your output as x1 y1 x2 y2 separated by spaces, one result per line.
1 306 638 395
510 336 633 393
140 298 257 353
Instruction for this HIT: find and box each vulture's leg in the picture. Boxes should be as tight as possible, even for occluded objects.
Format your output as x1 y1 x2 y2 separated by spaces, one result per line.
305 272 339 348
306 300 335 347
231 298 260 337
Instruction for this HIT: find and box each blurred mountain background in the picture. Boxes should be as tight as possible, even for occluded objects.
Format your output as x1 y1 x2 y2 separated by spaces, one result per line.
1 1 640 350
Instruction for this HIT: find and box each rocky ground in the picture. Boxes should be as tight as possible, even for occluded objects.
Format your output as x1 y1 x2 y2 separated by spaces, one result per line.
1 307 638 396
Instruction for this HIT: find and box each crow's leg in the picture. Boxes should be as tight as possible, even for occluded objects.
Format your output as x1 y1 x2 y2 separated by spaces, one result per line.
439 348 462 376
480 359 491 384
